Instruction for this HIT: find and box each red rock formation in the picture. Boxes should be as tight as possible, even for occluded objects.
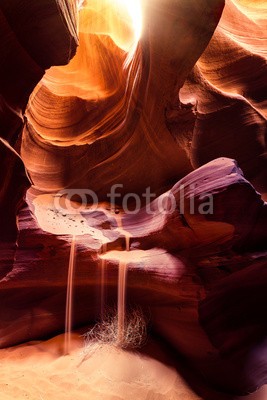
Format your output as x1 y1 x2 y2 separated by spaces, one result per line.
21 0 224 198
0 0 78 239
199 257 267 394
178 0 267 195
0 0 78 141
0 0 267 398
1 157 267 396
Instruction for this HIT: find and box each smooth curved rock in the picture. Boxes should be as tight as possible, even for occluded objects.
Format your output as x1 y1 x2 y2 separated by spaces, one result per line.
0 1 267 398
123 157 267 254
0 0 78 243
0 158 266 396
21 0 224 198
199 258 267 394
0 0 78 142
177 0 267 194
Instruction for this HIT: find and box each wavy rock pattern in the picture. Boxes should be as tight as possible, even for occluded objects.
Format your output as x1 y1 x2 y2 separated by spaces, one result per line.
0 0 78 240
0 0 78 142
0 0 267 398
1 158 266 397
177 0 267 195
22 0 224 198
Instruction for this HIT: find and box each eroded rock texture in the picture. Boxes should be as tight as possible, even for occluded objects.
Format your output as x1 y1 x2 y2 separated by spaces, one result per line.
21 0 225 198
0 0 78 238
0 0 267 398
178 0 267 195
1 157 267 397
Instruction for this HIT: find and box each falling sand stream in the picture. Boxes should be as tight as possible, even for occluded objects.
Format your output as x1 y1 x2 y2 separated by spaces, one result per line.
64 213 132 353
64 235 76 355
100 243 107 320
100 213 131 346
32 194 137 352
117 233 130 346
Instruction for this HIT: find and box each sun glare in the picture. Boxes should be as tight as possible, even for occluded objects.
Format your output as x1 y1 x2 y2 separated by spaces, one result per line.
39 0 143 99
80 0 143 49
117 0 143 43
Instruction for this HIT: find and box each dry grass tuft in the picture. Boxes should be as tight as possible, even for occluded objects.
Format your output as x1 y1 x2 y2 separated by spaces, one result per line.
83 307 147 356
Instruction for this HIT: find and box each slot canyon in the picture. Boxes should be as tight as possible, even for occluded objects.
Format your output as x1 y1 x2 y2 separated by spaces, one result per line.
0 0 267 399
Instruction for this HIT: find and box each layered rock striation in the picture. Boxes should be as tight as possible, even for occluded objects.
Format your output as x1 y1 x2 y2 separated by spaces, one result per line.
0 0 267 397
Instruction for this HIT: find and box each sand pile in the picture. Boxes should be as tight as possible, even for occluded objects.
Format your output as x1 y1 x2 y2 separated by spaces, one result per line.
0 334 201 400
